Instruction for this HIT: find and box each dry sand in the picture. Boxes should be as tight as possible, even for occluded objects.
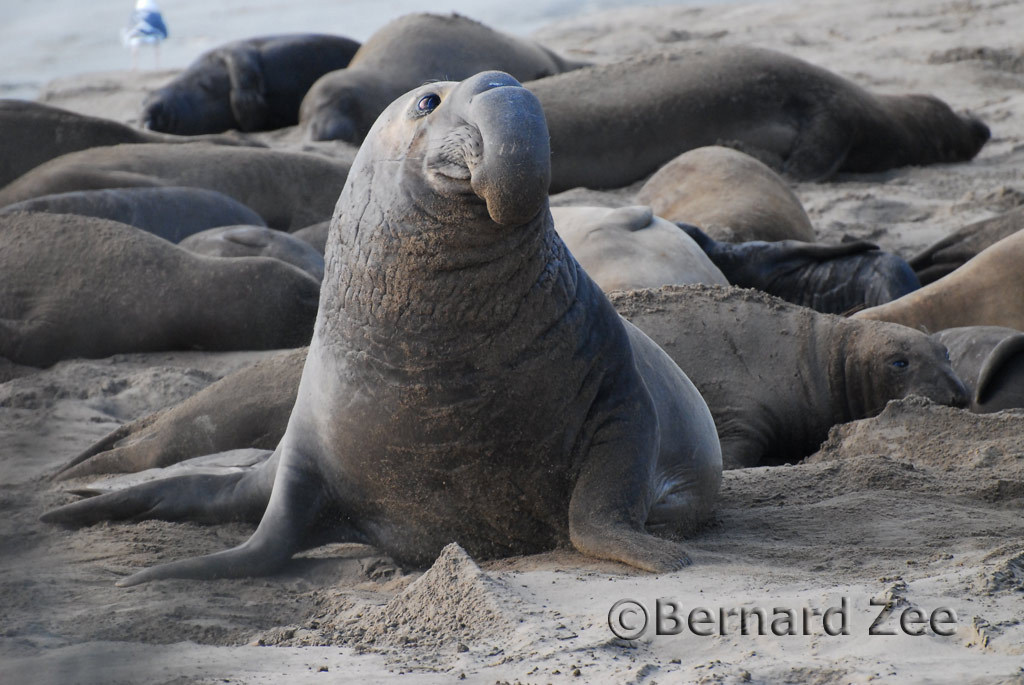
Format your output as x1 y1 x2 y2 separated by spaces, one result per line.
2 0 1023 682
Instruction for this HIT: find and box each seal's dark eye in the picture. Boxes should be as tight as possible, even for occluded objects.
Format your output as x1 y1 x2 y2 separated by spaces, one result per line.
891 359 908 368
417 94 441 113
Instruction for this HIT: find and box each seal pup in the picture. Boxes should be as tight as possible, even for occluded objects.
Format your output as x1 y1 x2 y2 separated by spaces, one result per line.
909 208 1024 284
634 146 816 242
933 326 1024 413
551 205 728 291
142 34 361 134
854 229 1024 331
299 12 586 142
180 225 325 280
43 71 722 584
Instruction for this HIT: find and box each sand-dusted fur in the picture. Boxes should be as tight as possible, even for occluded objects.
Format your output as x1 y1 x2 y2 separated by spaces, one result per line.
855 229 1024 332
0 143 349 230
529 47 990 191
611 285 968 468
299 13 586 142
909 208 1024 285
0 212 319 367
180 225 325 280
933 326 1024 413
43 72 721 584
0 187 266 242
551 205 727 291
635 146 816 242
141 34 361 135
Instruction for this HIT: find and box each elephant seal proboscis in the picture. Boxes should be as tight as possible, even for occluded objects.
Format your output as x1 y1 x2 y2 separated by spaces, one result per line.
141 34 362 135
43 71 722 584
526 47 990 191
634 146 816 242
0 187 266 242
180 225 325 281
299 12 586 142
909 208 1024 285
679 224 920 314
933 326 1024 413
0 142 350 231
551 205 728 291
854 229 1024 331
1 211 319 367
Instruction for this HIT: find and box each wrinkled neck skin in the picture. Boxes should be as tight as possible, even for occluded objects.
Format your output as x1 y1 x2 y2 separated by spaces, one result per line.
829 320 876 423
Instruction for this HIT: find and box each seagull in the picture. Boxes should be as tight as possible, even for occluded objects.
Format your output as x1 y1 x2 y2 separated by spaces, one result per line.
121 0 169 70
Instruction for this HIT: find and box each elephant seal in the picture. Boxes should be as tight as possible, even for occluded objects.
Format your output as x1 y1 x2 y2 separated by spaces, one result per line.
933 326 1024 413
142 34 361 135
909 208 1024 285
43 71 721 585
0 211 319 367
634 146 816 242
180 225 325 280
551 205 728 291
291 220 330 254
0 143 350 230
0 187 265 242
678 224 920 314
527 47 990 191
854 229 1024 331
612 285 968 468
299 12 586 142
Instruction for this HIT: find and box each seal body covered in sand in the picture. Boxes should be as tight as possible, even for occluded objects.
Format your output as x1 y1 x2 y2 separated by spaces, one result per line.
45 71 722 584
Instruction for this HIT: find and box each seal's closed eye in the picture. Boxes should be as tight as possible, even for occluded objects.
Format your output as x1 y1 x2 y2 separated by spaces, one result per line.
417 94 441 113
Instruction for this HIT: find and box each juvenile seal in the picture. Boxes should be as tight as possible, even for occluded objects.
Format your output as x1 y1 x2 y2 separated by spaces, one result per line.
551 205 728 291
0 187 266 242
1 211 319 367
44 71 722 584
854 229 1024 331
679 224 920 314
180 225 325 280
634 146 816 242
932 326 1024 413
527 47 990 191
909 208 1024 284
0 143 350 230
142 34 361 134
299 12 586 142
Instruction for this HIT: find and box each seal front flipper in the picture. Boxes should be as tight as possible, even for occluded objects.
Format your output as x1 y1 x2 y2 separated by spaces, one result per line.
224 48 269 131
781 109 851 181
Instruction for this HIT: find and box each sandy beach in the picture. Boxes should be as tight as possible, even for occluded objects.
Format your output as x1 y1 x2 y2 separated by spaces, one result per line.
1 0 1023 682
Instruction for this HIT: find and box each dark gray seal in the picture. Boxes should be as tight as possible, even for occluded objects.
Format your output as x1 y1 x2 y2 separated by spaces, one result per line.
0 187 266 242
299 12 586 142
1 211 319 367
179 225 325 280
933 326 1024 413
142 34 361 135
0 142 350 230
909 207 1024 285
43 71 721 585
526 46 990 191
679 224 920 314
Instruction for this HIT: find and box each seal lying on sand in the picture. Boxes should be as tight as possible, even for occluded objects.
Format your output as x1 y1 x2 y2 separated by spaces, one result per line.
527 47 990 191
933 326 1024 413
855 229 1024 331
634 146 816 242
909 207 1024 285
180 225 325 280
141 34 361 135
0 187 266 242
299 12 585 142
0 211 319 367
551 205 728 291
679 224 920 314
44 71 722 583
0 143 350 230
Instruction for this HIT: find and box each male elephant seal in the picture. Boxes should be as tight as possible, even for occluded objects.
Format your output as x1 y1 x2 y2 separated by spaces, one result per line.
44 71 722 584
909 208 1024 284
180 225 325 280
551 205 728 291
299 12 585 142
0 143 349 230
0 211 319 367
855 229 1024 331
527 47 989 191
141 34 361 135
933 327 1024 413
634 146 816 242
0 187 266 242
679 224 920 314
